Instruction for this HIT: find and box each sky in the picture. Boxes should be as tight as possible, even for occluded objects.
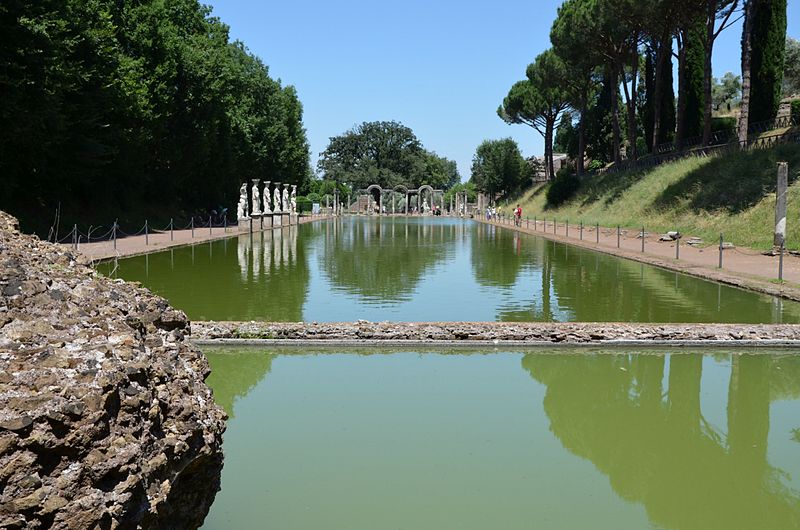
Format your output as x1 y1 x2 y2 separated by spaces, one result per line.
205 0 800 182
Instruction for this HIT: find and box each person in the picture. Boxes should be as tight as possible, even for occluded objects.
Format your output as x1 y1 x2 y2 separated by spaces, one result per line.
514 204 522 226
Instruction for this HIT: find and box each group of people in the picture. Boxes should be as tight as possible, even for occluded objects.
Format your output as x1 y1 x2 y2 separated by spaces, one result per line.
485 204 523 226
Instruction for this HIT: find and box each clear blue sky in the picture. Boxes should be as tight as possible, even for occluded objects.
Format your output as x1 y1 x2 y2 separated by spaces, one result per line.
205 0 799 181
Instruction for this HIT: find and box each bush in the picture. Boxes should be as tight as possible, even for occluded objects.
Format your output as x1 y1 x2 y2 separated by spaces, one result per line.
296 197 313 213
792 100 800 120
306 192 321 204
546 170 581 207
586 159 605 172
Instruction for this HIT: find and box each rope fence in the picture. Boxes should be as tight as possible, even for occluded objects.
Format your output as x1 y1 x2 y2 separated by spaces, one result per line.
55 210 334 253
487 213 792 284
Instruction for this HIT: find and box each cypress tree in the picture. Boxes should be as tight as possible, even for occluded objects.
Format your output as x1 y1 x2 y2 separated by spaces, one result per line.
748 0 787 125
682 18 706 143
643 49 656 153
657 52 676 146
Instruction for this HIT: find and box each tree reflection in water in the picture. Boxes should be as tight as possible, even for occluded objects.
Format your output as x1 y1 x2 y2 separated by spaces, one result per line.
523 353 800 530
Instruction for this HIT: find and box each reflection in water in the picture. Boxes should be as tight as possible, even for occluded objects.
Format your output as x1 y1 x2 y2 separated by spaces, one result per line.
202 349 800 530
104 217 800 323
318 217 453 302
523 353 800 530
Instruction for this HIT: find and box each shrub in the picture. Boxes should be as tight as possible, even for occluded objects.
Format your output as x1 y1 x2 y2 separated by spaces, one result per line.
546 170 581 207
306 192 321 204
296 197 313 213
792 100 800 120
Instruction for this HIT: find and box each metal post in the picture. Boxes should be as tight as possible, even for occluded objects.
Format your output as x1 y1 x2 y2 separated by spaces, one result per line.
641 226 645 252
170 218 174 241
595 223 599 244
224 216 227 233
73 224 77 250
779 242 785 281
534 216 537 231
526 217 529 229
113 221 117 250
191 217 195 238
553 218 556 235
676 236 680 259
718 233 723 268
617 225 620 248
580 221 583 240
145 220 149 246
566 220 569 238
209 215 212 236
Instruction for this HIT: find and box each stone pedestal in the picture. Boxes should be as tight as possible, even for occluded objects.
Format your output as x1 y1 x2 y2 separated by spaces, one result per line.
273 213 282 227
238 218 250 232
262 213 273 229
281 212 290 227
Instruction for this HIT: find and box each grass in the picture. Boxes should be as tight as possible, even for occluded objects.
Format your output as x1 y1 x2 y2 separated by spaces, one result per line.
511 144 800 251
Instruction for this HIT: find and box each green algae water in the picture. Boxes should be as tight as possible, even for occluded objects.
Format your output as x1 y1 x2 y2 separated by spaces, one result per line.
104 217 800 323
201 348 800 530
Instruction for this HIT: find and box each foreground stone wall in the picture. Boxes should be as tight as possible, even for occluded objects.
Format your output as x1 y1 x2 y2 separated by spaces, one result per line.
0 212 226 529
193 320 800 345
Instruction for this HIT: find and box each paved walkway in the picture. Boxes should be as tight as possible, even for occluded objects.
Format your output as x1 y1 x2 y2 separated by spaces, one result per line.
480 216 800 302
70 214 330 261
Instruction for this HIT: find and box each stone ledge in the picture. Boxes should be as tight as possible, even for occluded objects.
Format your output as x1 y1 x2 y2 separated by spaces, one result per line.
191 321 800 347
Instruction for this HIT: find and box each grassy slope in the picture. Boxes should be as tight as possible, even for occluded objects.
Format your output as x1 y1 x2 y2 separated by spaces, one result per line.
514 144 800 250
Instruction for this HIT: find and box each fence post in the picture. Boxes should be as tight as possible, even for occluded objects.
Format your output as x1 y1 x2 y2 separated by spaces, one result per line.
617 225 620 248
775 162 788 248
641 226 645 252
596 222 599 244
719 233 724 268
580 221 583 240
72 224 77 250
145 220 149 246
191 218 194 238
534 216 537 231
553 218 556 235
676 236 680 259
209 215 212 236
566 219 569 238
113 221 117 250
170 218 174 241
224 216 227 233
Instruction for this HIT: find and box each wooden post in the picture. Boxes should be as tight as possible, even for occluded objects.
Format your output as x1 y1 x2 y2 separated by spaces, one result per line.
774 162 788 248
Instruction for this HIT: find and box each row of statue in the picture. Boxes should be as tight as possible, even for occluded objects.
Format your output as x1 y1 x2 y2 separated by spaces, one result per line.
237 180 297 220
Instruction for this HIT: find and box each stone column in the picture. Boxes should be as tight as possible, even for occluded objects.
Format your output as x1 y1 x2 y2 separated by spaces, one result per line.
775 162 788 248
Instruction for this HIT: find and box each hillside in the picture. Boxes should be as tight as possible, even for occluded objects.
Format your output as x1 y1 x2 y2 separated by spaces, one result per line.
514 144 800 251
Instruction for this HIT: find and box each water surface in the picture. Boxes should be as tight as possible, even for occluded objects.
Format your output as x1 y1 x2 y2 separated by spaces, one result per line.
201 348 800 530
104 217 800 322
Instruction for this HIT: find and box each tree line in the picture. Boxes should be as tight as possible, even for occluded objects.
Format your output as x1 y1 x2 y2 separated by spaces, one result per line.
497 0 793 181
317 121 460 192
0 0 310 236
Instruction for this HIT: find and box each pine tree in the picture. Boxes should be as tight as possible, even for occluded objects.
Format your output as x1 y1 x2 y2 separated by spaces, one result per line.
681 18 706 144
749 0 788 125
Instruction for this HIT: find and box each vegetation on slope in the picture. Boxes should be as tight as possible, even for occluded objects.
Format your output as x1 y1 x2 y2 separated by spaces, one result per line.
515 144 800 251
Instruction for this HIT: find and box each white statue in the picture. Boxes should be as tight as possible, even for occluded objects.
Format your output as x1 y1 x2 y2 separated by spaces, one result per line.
423 198 430 213
290 185 297 214
263 181 272 214
251 180 262 216
237 182 248 220
282 184 290 213
273 182 282 212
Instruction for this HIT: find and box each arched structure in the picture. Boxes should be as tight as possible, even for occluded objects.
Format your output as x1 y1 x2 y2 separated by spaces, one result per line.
357 184 445 215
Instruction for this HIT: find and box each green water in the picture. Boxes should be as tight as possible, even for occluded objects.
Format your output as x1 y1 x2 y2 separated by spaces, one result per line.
104 217 800 323
201 348 800 530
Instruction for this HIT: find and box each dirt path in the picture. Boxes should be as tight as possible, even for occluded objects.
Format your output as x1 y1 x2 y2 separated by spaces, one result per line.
479 216 800 302
70 214 330 261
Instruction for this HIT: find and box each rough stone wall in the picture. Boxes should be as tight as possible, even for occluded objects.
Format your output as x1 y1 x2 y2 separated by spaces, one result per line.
0 211 226 529
193 320 800 345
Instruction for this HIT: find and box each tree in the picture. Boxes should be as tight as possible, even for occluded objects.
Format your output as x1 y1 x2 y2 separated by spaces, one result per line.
701 1 742 144
784 37 800 96
551 0 602 174
738 0 757 146
676 15 707 146
712 72 742 110
470 139 529 198
316 120 458 191
554 112 579 158
498 50 570 180
749 0 787 124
